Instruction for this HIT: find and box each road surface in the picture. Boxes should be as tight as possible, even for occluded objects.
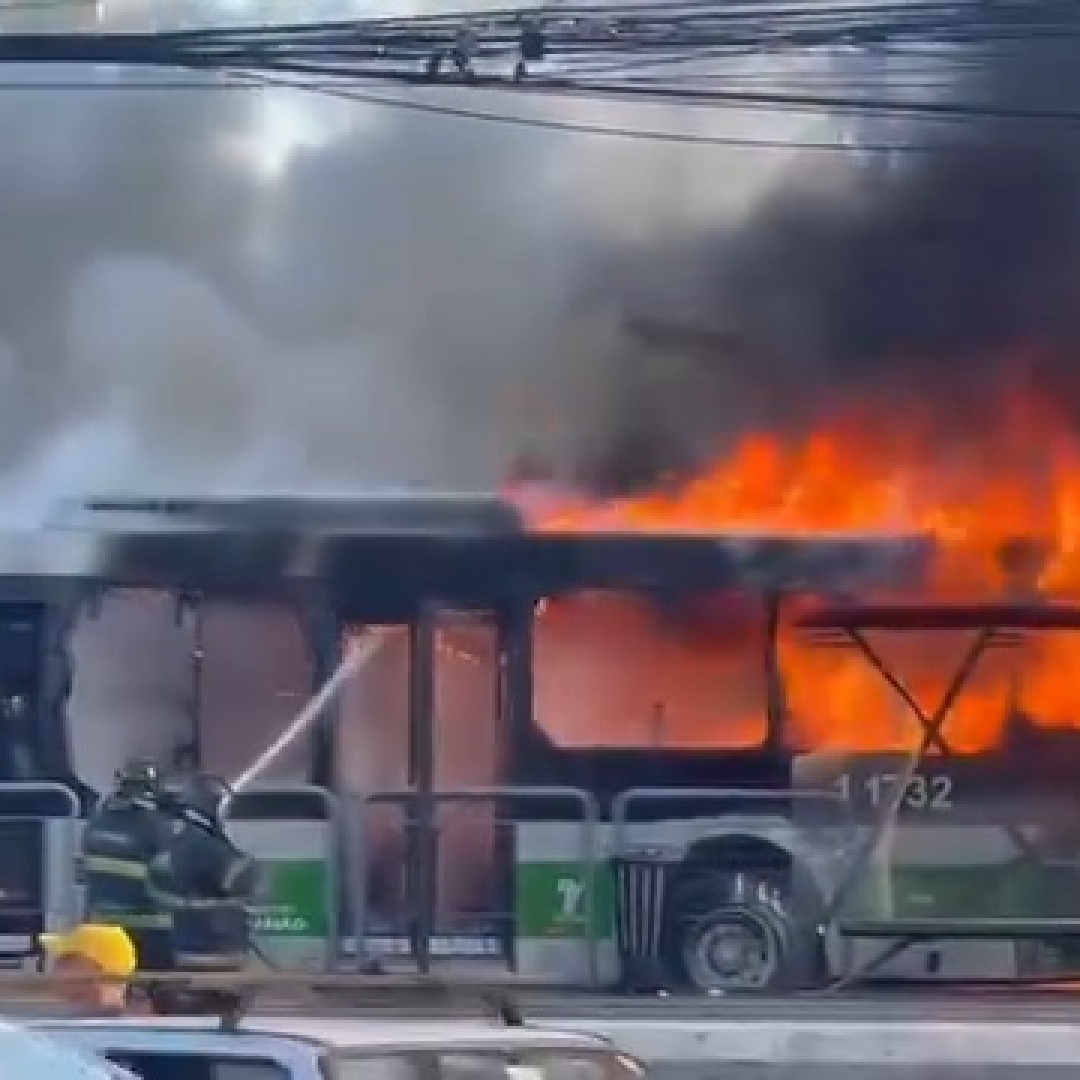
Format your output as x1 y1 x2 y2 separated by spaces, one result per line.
7 985 1080 1076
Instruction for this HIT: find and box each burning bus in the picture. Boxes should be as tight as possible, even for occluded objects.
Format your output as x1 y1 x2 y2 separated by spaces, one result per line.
0 429 1079 991
511 400 1080 990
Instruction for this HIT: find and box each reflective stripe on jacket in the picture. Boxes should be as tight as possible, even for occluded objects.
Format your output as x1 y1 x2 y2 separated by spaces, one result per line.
83 904 171 930
83 856 148 880
82 796 170 926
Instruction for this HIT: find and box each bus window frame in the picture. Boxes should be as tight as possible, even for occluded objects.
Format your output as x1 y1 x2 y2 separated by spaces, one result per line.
529 586 772 751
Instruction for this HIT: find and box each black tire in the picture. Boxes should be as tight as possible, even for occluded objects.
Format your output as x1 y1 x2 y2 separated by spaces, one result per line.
671 869 822 993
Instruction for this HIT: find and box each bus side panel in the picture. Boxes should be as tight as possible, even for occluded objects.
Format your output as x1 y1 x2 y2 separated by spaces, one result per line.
225 818 334 970
514 820 618 984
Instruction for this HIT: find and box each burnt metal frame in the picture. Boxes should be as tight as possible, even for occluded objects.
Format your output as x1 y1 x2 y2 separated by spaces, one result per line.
403 604 520 975
305 594 343 789
797 601 1080 983
833 627 991 757
408 608 438 975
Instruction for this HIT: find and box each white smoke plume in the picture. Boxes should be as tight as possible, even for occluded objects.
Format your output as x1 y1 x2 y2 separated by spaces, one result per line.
0 0 840 521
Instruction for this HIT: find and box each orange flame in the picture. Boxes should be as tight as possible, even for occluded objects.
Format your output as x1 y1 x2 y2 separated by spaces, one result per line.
517 395 1080 755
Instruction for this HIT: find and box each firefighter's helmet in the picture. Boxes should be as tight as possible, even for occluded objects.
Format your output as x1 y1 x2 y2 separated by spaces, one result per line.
114 758 161 801
178 773 232 829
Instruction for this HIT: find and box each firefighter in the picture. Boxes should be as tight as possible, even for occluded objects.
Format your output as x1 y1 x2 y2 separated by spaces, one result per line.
39 923 150 1014
148 774 257 972
81 760 175 971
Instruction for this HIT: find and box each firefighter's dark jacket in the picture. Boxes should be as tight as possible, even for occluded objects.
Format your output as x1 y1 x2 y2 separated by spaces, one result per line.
81 794 172 929
148 809 256 969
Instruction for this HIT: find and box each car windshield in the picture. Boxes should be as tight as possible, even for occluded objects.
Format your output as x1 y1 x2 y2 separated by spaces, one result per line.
333 1047 640 1080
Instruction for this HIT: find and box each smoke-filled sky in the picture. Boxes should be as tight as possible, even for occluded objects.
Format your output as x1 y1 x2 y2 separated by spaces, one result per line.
0 0 1077 514
0 0 798 518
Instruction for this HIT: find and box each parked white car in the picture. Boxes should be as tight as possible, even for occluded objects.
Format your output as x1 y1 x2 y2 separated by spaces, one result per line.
0 1017 139 1080
33 1013 645 1080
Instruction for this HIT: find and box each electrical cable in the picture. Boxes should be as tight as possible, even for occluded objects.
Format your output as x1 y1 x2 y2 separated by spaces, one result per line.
193 54 1080 128
5 0 1077 55
0 52 1074 133
220 67 984 153
0 0 1076 134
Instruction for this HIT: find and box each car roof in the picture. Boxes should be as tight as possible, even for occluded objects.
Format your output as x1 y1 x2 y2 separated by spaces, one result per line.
33 1015 612 1053
0 1018 131 1079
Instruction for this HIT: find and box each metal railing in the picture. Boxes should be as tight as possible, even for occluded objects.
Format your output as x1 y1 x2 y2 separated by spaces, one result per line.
224 783 342 971
0 782 82 962
351 786 600 985
611 785 853 858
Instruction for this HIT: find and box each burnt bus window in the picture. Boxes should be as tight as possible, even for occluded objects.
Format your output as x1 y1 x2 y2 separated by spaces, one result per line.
533 590 768 749
0 608 42 780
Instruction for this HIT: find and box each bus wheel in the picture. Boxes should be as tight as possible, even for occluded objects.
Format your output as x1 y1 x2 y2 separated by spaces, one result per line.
673 871 811 993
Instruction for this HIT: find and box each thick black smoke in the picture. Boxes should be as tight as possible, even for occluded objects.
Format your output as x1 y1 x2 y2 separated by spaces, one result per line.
578 17 1080 492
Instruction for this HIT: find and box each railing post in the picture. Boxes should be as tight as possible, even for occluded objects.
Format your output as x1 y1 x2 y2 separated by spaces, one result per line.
356 785 600 985
0 783 81 962
224 783 341 971
408 613 437 975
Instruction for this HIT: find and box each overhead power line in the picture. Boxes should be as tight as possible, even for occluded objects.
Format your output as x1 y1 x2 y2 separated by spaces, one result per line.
242 70 867 147
2 36 1080 128
0 0 1076 139
221 69 996 153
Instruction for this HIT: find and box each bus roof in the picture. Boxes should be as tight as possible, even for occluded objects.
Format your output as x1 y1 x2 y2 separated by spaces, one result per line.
51 492 525 535
0 497 934 613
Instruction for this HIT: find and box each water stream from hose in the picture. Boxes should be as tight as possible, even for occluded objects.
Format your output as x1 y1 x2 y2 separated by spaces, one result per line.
230 628 387 792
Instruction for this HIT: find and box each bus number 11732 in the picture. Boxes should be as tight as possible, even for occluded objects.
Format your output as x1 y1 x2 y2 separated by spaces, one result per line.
833 771 954 812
